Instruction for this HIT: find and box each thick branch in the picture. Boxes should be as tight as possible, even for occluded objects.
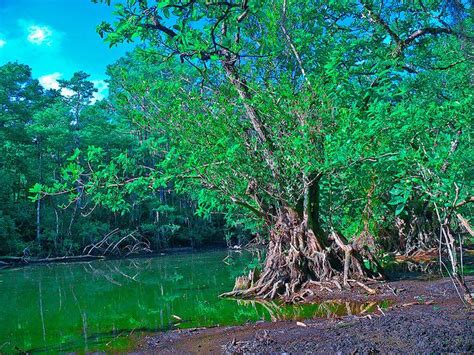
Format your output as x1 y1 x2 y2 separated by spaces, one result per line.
222 59 280 184
143 10 178 38
455 196 474 209
431 59 467 71
457 214 474 237
280 0 311 87
230 197 267 219
403 27 453 47
360 0 401 44
142 23 177 38
360 1 460 55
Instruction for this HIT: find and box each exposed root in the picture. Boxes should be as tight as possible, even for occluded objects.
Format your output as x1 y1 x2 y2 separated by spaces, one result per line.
348 279 377 295
221 207 382 300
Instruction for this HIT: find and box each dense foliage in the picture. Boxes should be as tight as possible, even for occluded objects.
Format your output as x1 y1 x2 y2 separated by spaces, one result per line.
1 0 472 298
0 63 233 257
89 0 473 296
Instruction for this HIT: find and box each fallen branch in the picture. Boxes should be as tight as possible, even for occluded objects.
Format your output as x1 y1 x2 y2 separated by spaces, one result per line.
457 214 474 237
0 255 105 267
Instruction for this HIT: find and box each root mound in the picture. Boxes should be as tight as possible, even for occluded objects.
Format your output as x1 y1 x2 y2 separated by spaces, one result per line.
221 208 382 300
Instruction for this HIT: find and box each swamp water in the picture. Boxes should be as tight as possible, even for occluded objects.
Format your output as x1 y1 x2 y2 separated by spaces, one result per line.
0 250 388 353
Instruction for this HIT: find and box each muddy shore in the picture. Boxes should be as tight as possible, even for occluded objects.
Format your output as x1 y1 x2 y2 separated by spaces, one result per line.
138 276 473 353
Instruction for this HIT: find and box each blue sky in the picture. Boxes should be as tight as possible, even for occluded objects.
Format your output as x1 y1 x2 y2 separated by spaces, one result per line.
0 0 133 100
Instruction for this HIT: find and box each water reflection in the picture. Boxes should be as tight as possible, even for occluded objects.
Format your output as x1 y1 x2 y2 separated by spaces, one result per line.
230 298 387 322
0 250 388 353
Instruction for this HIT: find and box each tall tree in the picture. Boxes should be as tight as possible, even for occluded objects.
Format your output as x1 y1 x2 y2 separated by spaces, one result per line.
90 0 472 298
0 63 55 251
59 72 98 234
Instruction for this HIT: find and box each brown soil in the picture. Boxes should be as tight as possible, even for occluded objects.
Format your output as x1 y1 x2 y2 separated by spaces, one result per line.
137 276 473 354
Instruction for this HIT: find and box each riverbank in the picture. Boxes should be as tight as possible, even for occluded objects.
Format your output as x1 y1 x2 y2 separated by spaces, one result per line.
0 247 201 269
138 276 473 353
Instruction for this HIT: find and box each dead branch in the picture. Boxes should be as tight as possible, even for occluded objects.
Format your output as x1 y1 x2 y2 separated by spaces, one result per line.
457 214 474 237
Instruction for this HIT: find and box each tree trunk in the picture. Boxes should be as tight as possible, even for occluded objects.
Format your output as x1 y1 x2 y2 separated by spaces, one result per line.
219 58 378 300
222 205 377 300
36 198 41 242
36 139 42 243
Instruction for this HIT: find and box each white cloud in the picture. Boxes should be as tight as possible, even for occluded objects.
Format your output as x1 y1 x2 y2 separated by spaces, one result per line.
91 80 109 103
38 72 61 90
0 39 6 48
38 72 74 97
39 74 108 102
62 88 75 97
27 25 53 45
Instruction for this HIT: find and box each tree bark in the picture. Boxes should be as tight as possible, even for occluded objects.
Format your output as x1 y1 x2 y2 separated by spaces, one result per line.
36 139 42 242
222 204 377 300
221 57 280 185
304 173 326 243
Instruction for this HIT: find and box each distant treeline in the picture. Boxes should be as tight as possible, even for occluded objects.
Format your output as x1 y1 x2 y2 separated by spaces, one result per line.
0 62 250 257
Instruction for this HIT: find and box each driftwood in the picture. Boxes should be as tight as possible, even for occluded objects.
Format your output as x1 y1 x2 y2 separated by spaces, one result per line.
83 229 152 256
0 229 154 269
0 255 105 268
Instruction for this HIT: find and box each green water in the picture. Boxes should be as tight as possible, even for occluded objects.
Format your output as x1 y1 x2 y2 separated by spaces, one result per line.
0 250 385 353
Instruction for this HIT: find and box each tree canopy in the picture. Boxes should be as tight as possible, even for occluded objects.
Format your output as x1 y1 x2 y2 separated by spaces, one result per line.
89 0 473 298
1 0 472 299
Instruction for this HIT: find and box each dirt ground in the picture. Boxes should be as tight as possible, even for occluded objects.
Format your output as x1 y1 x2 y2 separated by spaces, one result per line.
137 276 473 354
